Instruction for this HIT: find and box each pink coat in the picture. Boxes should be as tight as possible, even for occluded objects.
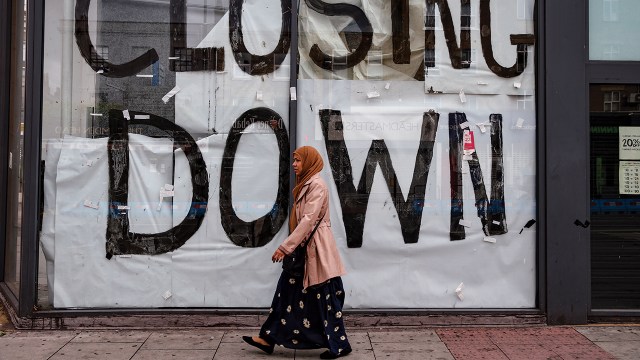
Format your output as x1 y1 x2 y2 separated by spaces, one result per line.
278 174 346 289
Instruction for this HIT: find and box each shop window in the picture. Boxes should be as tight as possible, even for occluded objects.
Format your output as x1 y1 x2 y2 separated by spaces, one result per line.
589 0 640 60
602 0 619 22
604 91 621 112
590 83 640 310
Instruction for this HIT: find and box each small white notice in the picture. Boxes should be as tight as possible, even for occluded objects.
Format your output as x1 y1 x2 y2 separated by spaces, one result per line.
619 127 640 160
619 161 640 194
290 87 297 101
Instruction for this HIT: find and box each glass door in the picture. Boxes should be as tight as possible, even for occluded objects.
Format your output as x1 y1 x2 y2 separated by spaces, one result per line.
590 83 640 310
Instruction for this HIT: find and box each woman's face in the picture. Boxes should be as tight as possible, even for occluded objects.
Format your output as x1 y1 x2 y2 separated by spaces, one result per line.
292 154 302 176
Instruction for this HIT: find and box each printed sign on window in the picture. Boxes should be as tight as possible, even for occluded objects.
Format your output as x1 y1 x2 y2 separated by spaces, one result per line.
619 161 640 195
619 127 640 160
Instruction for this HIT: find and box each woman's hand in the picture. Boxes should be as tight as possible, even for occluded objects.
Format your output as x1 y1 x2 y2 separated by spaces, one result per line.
272 249 286 263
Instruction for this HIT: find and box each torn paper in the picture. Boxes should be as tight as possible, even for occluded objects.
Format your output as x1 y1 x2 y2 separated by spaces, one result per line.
459 90 467 103
83 200 99 210
367 91 380 99
455 283 464 301
458 219 472 228
483 237 497 244
162 86 181 104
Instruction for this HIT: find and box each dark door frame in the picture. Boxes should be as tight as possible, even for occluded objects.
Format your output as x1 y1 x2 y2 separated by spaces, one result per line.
17 0 45 317
0 0 13 288
544 0 590 324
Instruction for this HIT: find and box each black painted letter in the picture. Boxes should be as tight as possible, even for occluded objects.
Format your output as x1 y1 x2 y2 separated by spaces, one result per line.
229 0 292 75
106 110 209 258
219 108 290 247
320 109 439 247
391 0 411 64
448 112 507 240
425 0 472 74
75 0 159 77
170 0 225 72
306 0 373 71
479 0 535 78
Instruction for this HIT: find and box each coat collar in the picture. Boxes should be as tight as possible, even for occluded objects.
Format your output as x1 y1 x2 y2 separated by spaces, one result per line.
295 173 320 203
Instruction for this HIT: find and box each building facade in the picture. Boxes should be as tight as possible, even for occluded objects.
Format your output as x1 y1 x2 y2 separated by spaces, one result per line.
1 0 639 325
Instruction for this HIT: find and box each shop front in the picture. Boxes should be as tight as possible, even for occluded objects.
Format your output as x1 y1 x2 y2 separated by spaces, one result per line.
1 0 638 326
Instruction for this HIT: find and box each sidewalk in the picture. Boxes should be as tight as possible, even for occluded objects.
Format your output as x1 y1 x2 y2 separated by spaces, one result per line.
1 326 639 359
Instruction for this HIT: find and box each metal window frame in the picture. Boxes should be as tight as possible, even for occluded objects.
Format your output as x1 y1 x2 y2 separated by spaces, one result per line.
535 0 547 317
0 0 12 286
17 0 45 317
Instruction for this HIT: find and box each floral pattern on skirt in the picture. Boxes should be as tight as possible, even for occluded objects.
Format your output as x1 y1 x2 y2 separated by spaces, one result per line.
260 271 351 355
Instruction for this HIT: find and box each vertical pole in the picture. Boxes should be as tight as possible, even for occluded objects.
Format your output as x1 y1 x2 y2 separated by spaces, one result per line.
61 0 74 135
287 0 299 215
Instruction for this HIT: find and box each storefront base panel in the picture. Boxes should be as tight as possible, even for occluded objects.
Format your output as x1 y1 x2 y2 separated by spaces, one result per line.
4 310 546 331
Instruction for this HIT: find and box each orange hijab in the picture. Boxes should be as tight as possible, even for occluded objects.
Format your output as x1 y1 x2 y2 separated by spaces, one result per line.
290 146 324 232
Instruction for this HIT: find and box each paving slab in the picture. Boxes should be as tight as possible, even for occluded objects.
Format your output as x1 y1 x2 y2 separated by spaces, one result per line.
49 342 142 360
131 349 217 360
549 343 616 359
444 342 509 360
70 330 150 343
369 329 441 343
487 327 593 346
494 344 562 360
593 340 640 360
0 331 76 360
220 329 250 343
294 348 376 359
577 326 640 342
141 330 223 349
372 340 455 360
436 328 493 342
214 341 294 359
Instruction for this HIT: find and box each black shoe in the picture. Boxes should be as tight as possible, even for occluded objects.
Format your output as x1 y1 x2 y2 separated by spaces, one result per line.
242 336 275 355
320 348 352 359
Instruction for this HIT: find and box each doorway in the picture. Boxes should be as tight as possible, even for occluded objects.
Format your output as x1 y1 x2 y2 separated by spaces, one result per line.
590 83 640 310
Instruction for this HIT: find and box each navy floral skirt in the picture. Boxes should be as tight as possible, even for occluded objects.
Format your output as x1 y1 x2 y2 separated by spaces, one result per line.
259 271 351 356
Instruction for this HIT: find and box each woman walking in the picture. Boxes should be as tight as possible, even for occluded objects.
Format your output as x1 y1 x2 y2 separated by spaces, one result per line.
243 146 352 359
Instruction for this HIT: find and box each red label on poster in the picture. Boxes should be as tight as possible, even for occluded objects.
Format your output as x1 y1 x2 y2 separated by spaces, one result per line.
463 130 475 152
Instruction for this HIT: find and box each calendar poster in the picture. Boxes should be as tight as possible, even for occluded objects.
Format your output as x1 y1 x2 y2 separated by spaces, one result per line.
619 161 640 194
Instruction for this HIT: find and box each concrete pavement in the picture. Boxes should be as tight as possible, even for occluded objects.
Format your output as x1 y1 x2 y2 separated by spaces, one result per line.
1 326 639 359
